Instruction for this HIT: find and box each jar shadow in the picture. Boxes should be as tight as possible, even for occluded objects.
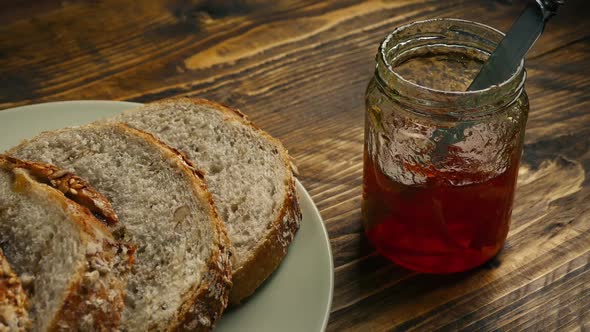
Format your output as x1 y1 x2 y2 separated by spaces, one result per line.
345 231 506 307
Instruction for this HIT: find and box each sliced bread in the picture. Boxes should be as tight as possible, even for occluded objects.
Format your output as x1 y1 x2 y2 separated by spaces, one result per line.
8 123 232 331
115 98 302 304
0 248 30 332
0 155 132 331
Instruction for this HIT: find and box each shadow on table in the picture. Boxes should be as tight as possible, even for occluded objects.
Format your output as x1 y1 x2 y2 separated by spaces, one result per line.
338 232 507 310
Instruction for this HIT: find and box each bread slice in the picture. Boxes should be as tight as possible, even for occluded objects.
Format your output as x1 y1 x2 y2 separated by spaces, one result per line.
115 98 302 305
0 155 132 331
0 248 30 332
8 123 232 331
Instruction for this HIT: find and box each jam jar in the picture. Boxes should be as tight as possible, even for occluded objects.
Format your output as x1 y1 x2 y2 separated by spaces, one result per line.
363 19 529 273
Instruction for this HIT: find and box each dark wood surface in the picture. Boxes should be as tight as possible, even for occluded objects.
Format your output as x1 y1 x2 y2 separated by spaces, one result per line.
1 0 589 330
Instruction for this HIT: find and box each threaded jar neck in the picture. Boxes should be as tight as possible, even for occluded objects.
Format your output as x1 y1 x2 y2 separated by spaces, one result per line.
376 18 526 121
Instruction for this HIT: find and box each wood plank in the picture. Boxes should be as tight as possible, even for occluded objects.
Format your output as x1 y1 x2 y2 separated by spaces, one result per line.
325 34 590 329
1 0 589 110
0 0 588 330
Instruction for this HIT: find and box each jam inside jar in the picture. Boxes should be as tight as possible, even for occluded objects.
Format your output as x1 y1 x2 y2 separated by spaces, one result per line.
363 19 529 273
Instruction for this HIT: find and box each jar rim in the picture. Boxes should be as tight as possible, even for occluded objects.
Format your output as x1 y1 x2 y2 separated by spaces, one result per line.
377 18 526 119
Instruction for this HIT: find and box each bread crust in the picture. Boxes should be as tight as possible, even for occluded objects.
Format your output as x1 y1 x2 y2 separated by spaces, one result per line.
228 174 301 305
0 249 30 332
1 155 119 226
0 156 134 331
138 98 302 305
169 224 232 332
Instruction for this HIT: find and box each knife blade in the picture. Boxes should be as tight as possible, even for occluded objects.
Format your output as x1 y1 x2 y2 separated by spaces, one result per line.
468 0 563 91
430 0 563 164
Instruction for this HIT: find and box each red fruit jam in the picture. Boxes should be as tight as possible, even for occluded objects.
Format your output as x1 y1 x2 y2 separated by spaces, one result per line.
362 148 521 274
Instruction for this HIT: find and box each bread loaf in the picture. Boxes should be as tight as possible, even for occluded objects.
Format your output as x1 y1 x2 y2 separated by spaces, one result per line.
9 123 232 331
116 98 302 305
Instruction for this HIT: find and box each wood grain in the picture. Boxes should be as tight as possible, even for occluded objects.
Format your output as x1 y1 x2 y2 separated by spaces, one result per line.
1 0 589 330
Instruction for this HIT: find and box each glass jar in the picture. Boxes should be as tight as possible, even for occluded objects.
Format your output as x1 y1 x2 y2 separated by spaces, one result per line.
362 19 529 274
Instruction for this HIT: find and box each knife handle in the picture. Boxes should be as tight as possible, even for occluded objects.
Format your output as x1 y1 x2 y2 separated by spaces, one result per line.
536 0 565 20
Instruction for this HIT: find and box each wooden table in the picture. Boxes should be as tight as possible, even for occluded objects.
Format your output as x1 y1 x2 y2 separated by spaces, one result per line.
1 0 589 330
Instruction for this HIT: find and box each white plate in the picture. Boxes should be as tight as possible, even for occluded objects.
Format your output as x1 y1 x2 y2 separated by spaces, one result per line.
0 101 334 332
